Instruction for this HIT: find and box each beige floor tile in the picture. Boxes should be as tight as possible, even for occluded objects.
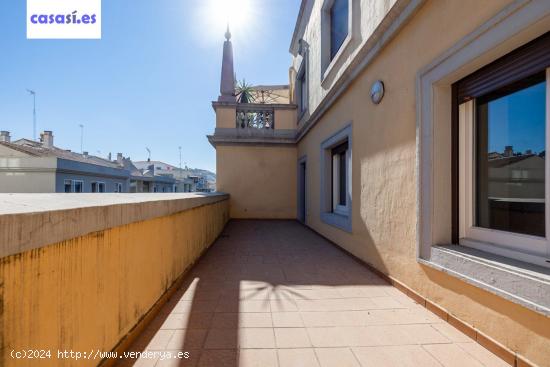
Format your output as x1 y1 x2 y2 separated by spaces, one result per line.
431 323 474 343
238 349 278 367
400 324 451 344
301 311 365 327
353 345 441 367
198 349 238 367
423 343 485 367
314 348 360 367
272 312 304 327
270 299 299 312
277 349 320 367
204 329 239 349
211 313 272 328
167 329 208 350
141 329 175 350
275 328 312 348
307 327 377 347
239 328 276 349
457 342 510 367
370 296 408 309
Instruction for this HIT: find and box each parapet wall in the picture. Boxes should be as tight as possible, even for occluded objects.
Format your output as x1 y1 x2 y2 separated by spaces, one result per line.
0 193 229 367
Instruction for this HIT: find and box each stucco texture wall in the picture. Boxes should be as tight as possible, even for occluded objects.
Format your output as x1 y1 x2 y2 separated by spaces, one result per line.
217 145 297 219
297 0 550 365
0 199 229 367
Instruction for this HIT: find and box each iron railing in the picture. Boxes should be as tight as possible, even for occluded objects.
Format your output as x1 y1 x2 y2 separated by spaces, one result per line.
236 105 274 129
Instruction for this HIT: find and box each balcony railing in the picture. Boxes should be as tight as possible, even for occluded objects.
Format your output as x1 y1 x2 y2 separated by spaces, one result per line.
236 105 274 129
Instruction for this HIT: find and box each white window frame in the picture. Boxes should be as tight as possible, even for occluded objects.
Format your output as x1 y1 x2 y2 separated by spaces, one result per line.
91 181 106 193
458 69 550 265
320 124 352 232
73 180 83 193
64 179 73 193
320 0 353 81
115 182 123 193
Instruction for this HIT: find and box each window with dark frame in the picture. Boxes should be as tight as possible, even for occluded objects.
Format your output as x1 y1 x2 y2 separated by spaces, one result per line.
331 141 348 212
453 31 550 261
297 64 307 116
64 179 72 193
330 0 348 59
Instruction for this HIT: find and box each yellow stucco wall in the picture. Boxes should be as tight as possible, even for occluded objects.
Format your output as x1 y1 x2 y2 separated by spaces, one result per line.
216 106 237 128
274 109 297 130
216 145 297 219
0 199 229 367
296 0 550 366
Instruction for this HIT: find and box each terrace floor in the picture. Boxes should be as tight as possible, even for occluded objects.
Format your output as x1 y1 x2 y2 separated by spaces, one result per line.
117 220 508 367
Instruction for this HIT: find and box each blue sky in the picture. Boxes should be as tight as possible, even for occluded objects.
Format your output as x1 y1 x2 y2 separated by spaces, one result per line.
0 0 300 172
488 81 546 155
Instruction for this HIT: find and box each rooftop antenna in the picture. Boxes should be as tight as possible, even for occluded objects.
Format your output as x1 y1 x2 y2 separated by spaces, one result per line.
179 146 182 172
78 124 84 153
146 147 151 161
26 89 37 140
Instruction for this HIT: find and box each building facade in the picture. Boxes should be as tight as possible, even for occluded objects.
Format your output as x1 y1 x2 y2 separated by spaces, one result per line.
210 1 550 365
0 131 129 193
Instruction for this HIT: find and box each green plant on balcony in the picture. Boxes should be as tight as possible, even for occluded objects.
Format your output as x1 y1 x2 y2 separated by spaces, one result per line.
236 79 255 104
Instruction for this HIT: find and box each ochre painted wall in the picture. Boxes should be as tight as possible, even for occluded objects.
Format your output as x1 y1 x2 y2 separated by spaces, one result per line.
296 0 550 366
217 145 297 219
0 199 229 367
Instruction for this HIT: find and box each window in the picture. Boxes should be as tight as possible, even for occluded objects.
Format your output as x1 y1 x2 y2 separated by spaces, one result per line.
73 180 83 193
297 58 308 117
331 141 348 215
320 124 352 232
329 0 348 59
455 33 550 264
64 179 72 193
91 182 105 193
115 183 123 193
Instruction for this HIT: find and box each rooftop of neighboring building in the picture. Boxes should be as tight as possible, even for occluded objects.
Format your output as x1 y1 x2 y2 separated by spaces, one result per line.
0 135 123 170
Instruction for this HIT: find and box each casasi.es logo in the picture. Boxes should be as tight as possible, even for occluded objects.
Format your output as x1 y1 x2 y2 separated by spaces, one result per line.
27 0 101 39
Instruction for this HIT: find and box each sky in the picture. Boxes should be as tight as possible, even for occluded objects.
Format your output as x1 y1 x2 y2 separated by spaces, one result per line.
487 81 546 155
0 0 300 173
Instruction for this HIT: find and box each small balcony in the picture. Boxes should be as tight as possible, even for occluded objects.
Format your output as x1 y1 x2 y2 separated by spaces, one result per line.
208 101 297 147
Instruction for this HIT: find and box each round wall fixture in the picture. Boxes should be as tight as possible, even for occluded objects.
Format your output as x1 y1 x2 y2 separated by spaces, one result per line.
370 80 385 104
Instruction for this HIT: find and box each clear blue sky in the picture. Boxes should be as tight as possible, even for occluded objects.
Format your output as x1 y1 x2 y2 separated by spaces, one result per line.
0 0 300 172
488 81 546 155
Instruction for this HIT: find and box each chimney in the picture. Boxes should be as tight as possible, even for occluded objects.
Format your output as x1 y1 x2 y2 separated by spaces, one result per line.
40 131 54 148
108 152 112 161
117 153 123 164
218 26 236 102
83 151 89 158
0 131 10 143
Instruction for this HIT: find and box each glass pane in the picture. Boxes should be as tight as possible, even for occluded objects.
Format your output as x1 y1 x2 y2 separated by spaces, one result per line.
330 0 348 59
475 78 546 237
339 152 346 205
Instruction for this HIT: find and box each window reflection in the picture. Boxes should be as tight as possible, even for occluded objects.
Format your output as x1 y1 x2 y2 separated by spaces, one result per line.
475 76 546 237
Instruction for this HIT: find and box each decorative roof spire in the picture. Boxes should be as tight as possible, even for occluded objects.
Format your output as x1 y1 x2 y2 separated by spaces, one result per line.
219 26 236 102
225 24 231 41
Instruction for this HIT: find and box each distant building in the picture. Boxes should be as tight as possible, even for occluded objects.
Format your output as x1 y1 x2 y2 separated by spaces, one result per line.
0 131 129 193
133 160 215 192
121 157 177 193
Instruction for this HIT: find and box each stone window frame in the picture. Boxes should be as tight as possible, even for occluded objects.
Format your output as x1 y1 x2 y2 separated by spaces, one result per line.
416 0 550 315
320 123 352 232
320 0 354 82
